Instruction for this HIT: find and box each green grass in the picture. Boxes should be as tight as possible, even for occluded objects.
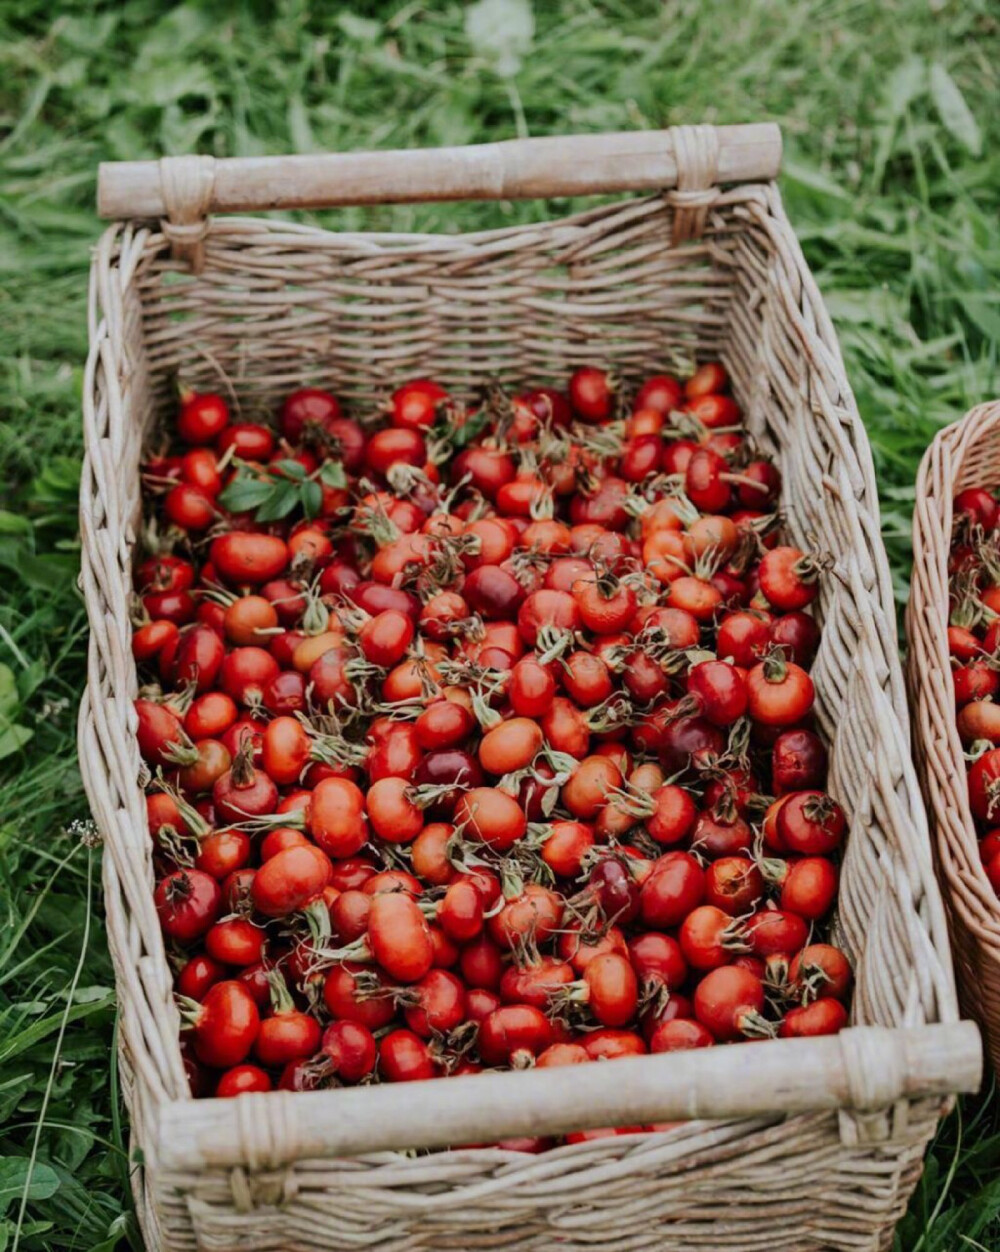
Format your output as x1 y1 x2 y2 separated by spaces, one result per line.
0 1 997 1248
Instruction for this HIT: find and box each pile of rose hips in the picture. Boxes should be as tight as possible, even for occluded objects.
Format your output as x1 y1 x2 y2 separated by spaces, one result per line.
134 362 852 1145
947 487 1000 895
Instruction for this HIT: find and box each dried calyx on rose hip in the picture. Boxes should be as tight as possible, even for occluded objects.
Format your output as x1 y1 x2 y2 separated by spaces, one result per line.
137 366 850 1135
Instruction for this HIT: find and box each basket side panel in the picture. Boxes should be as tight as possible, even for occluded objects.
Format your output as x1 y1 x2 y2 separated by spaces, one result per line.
719 189 955 1036
906 400 1000 1069
156 1109 941 1252
79 224 193 1252
132 197 740 408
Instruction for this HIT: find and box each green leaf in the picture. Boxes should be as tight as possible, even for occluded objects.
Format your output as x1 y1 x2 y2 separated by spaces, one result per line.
16 660 47 703
783 160 852 203
963 296 1000 344
0 1157 60 1214
128 62 217 109
301 481 323 520
0 542 77 593
71 985 115 1005
0 512 32 535
217 477 276 514
29 456 81 506
135 2 215 65
273 459 307 481
55 11 118 52
0 995 116 1066
254 482 299 522
0 666 19 718
337 13 381 42
11 1220 53 1239
162 99 220 155
871 56 925 186
451 409 491 449
87 1213 133 1252
0 725 34 762
319 461 346 489
288 94 317 155
930 63 982 156
0 1074 33 1122
824 287 906 328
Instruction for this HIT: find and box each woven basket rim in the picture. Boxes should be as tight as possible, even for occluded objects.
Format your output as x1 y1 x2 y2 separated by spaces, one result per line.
118 184 766 247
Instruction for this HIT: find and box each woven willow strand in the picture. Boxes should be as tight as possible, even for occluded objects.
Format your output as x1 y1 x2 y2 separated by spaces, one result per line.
79 136 969 1252
907 401 1000 1070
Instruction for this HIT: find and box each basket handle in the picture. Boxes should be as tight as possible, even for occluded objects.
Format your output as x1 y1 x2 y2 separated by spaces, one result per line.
97 122 780 222
156 1022 980 1173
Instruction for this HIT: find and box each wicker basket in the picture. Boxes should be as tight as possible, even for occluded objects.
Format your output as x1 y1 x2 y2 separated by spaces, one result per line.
79 124 979 1252
907 401 1000 1072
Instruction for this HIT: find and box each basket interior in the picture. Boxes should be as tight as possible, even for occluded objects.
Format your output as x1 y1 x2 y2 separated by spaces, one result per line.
102 189 953 1057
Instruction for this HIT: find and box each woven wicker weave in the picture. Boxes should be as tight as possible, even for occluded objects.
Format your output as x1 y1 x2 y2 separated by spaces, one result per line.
78 126 978 1252
907 401 1000 1072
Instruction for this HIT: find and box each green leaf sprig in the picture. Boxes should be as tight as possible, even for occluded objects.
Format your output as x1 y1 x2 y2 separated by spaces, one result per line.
218 458 347 523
